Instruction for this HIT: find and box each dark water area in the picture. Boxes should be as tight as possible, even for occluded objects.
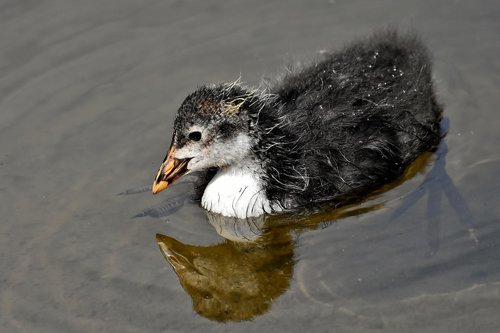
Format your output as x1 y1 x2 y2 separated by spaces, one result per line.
1 0 500 332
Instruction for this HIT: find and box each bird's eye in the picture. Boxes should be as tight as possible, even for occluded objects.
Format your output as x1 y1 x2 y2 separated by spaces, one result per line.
188 131 202 141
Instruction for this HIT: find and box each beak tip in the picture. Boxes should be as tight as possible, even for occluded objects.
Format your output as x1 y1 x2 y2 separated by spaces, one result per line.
152 180 169 194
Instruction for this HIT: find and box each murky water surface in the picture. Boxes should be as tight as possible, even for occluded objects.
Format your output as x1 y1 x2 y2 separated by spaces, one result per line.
1 1 500 332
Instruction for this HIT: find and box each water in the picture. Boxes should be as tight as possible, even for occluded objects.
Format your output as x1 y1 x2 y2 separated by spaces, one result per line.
1 0 500 332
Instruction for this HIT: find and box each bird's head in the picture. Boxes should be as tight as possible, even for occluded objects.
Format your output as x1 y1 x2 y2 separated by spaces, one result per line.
153 84 261 194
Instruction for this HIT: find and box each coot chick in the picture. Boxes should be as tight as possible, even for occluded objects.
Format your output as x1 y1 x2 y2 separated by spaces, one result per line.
152 30 442 219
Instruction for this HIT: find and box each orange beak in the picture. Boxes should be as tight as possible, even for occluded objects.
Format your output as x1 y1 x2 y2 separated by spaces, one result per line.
152 146 190 194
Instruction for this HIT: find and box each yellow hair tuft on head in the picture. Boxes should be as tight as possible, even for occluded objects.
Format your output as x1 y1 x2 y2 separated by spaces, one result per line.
224 98 246 113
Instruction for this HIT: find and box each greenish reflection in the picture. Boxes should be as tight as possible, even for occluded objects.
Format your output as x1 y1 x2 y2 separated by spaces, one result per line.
157 217 292 322
156 201 383 322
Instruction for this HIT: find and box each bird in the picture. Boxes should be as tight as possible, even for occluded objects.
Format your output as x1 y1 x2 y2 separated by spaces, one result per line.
152 30 442 219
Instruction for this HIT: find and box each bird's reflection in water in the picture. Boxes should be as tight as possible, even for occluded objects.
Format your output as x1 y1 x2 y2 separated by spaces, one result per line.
156 202 384 322
156 215 292 322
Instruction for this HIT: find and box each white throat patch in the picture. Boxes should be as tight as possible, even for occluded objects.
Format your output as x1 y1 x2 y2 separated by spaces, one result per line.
201 163 276 219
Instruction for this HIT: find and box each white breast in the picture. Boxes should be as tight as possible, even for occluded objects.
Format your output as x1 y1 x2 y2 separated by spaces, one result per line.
201 164 277 219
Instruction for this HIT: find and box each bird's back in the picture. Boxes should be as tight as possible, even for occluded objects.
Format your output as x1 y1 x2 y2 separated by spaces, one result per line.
258 31 442 210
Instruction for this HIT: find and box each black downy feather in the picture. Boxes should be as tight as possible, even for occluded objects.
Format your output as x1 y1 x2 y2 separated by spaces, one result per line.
254 30 442 210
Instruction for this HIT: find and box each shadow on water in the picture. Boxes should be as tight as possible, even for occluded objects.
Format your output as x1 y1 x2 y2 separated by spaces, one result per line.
128 120 479 322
